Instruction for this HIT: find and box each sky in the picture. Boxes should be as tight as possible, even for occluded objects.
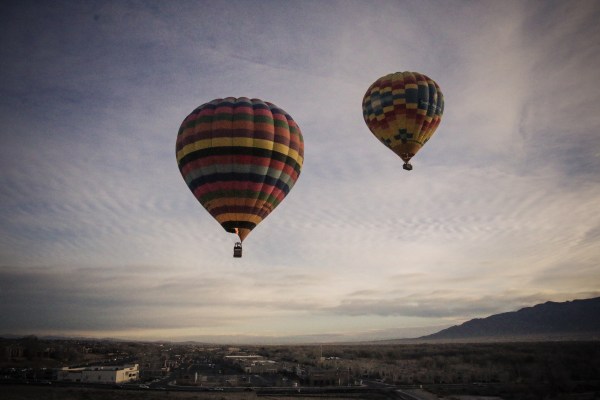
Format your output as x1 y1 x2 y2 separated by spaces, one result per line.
1 0 599 344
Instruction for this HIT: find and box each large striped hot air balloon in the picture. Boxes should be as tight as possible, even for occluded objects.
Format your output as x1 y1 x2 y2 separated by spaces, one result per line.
362 71 444 170
176 97 304 257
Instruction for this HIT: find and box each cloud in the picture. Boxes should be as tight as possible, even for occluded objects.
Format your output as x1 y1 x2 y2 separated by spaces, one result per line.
0 264 330 334
325 290 600 320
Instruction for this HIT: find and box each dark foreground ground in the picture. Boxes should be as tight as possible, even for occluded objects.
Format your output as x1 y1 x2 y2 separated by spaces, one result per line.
0 386 246 400
2 382 600 400
0 385 249 400
0 385 393 400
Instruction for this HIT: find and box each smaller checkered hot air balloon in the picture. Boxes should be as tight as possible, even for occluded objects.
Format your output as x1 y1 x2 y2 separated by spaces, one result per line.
176 97 304 258
362 71 444 170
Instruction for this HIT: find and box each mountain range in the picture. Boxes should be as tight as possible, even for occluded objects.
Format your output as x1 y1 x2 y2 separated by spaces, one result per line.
417 296 600 342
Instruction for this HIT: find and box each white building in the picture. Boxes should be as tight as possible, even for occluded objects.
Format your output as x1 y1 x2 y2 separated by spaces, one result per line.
57 364 139 384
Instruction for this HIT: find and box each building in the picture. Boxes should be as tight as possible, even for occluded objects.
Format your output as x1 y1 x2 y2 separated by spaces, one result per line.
57 364 139 384
224 355 280 374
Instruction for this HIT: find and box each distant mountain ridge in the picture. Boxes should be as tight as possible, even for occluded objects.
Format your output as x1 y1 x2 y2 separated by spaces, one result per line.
420 297 600 341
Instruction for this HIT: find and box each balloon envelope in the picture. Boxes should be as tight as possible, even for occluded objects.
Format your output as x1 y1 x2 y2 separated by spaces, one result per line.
176 97 304 242
362 71 444 167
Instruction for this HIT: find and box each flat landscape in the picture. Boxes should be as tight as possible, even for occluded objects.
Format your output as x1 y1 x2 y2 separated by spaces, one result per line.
2 336 599 400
